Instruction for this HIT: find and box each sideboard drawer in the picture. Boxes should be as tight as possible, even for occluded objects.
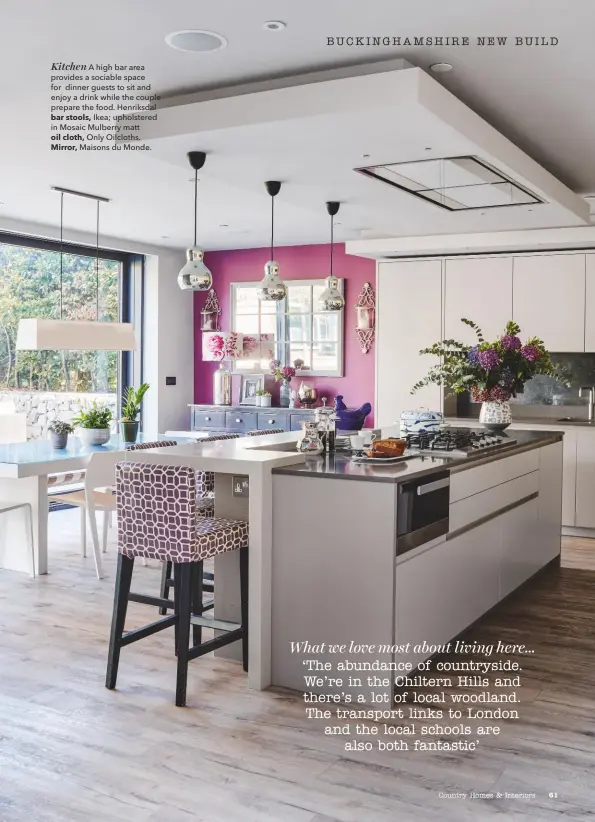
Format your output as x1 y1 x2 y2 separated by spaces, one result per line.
193 410 226 430
225 411 257 432
257 412 287 431
289 412 315 431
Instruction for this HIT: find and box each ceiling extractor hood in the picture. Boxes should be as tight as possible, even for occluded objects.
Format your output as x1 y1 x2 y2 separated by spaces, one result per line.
355 155 543 212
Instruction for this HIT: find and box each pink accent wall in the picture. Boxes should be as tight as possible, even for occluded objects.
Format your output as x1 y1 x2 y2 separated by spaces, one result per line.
194 243 376 425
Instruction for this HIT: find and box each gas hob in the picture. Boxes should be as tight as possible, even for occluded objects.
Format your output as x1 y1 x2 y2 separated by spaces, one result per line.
405 428 516 457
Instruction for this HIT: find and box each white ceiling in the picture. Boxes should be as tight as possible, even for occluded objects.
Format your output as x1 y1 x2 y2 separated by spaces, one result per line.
0 0 593 252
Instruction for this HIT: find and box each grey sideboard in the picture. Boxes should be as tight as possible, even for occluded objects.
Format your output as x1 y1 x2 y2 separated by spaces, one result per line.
189 404 316 434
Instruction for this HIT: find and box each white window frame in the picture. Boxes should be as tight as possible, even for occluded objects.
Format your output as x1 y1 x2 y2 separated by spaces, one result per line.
230 279 344 377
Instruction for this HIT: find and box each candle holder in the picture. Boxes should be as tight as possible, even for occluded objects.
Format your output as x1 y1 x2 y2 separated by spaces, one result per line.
200 288 222 331
354 282 376 354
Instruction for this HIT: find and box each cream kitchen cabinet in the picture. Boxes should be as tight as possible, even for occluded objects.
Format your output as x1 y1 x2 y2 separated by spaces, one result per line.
574 429 595 528
444 256 513 343
584 254 595 352
376 259 442 426
512 253 586 351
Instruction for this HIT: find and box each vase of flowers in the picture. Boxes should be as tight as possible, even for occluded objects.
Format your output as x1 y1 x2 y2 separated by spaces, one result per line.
412 319 567 431
270 360 296 408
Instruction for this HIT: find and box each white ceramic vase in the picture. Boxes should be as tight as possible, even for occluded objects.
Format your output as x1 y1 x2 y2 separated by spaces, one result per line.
479 401 512 431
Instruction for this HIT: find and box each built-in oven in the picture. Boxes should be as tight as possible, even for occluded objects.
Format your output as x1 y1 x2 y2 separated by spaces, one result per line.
396 471 450 556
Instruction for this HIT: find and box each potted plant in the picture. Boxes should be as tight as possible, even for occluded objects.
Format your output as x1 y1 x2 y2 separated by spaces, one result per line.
47 419 74 449
120 383 150 443
256 389 272 407
412 319 567 430
72 403 113 446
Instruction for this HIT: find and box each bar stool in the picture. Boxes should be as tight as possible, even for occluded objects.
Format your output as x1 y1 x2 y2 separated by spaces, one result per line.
106 461 249 707
246 428 284 436
159 432 240 612
124 441 178 565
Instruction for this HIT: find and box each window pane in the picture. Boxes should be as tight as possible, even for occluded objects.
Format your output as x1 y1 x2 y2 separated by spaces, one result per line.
313 313 339 341
288 314 311 342
234 314 260 334
235 287 259 314
260 314 277 335
312 342 339 372
261 298 278 315
287 285 311 314
289 343 312 369
312 284 326 308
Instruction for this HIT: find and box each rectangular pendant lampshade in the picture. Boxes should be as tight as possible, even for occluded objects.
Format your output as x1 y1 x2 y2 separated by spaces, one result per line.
16 318 137 351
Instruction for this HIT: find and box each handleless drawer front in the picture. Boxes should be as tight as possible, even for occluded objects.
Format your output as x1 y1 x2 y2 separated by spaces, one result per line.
289 413 315 431
450 449 539 503
225 411 257 432
193 410 226 430
257 413 287 431
449 471 539 534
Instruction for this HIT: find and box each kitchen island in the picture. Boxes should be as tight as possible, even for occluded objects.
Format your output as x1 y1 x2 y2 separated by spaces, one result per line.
270 428 563 701
125 427 562 698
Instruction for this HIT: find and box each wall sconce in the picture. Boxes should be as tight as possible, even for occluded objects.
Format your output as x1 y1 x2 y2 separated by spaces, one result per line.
200 288 222 331
354 282 376 354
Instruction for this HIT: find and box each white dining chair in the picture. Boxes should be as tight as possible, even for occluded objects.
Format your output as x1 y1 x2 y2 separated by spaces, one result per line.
0 502 35 576
52 450 125 579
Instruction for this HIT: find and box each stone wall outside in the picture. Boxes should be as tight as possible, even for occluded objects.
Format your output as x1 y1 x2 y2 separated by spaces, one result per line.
0 390 117 440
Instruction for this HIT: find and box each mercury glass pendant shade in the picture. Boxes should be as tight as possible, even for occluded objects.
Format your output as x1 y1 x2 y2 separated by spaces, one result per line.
319 275 344 311
258 260 287 301
258 180 287 301
178 246 212 291
318 200 343 311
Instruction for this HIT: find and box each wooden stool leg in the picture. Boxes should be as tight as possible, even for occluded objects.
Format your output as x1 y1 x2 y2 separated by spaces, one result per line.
191 561 204 647
106 554 134 690
159 561 172 615
174 563 192 707
239 544 249 672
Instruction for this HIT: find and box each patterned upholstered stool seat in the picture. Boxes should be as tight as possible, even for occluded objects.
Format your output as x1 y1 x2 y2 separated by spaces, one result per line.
106 461 249 707
246 429 284 436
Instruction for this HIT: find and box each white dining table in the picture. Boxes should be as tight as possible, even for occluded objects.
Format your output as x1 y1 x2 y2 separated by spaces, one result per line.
0 433 189 576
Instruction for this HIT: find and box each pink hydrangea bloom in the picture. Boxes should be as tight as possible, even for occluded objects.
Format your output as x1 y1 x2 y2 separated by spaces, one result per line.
520 344 540 362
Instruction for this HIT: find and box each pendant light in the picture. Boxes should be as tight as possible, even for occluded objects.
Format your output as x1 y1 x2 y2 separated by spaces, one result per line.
258 181 287 301
178 151 212 291
319 201 344 312
16 187 137 351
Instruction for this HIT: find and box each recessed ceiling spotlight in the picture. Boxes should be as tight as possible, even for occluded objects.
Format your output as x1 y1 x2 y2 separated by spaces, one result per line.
361 154 370 159
161 235 170 239
165 30 227 53
425 147 432 151
219 224 229 228
263 20 286 31
430 62 453 74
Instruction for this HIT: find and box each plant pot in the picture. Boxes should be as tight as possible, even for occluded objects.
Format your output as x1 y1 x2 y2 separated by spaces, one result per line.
479 401 512 431
120 420 140 444
78 427 111 446
260 396 272 407
49 432 68 449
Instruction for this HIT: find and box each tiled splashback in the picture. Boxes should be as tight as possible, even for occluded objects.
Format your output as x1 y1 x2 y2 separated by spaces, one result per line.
512 353 592 406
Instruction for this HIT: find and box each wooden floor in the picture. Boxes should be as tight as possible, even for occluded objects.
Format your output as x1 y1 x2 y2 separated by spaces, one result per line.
0 513 594 821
